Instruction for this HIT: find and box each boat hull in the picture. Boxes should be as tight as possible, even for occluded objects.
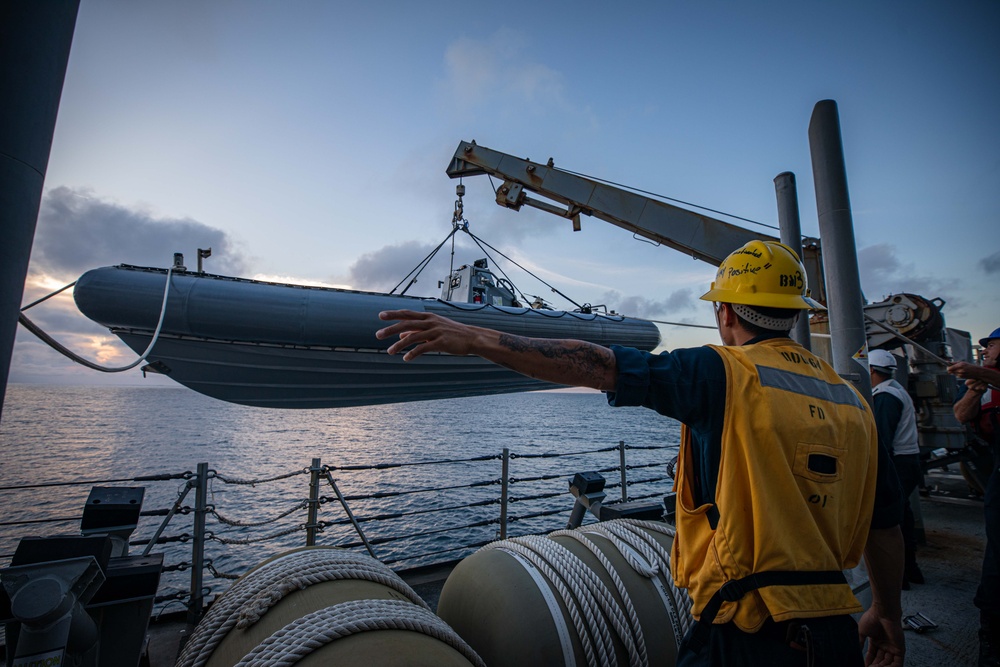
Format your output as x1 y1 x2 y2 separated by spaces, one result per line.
75 265 661 409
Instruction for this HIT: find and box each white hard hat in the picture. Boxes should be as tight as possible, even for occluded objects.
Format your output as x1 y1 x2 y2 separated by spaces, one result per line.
869 349 898 373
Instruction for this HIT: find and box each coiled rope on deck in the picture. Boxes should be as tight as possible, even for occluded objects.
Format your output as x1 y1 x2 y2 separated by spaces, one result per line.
570 520 694 643
484 535 632 667
483 519 692 667
176 549 427 667
233 599 487 667
18 267 174 372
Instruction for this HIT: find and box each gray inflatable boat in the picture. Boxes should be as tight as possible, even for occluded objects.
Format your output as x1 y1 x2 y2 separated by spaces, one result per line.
74 261 661 408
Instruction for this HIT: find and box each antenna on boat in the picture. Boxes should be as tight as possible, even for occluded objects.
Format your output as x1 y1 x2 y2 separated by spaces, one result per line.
197 247 212 273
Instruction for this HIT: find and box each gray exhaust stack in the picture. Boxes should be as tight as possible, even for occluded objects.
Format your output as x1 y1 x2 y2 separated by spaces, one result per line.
808 100 872 405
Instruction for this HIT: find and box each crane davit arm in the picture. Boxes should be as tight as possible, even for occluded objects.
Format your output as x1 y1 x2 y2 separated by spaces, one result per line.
446 140 776 267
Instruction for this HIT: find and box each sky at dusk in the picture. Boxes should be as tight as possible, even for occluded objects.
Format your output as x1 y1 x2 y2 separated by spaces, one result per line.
10 0 1000 386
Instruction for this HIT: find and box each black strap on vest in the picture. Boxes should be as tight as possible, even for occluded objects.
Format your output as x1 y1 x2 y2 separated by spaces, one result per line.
683 570 848 654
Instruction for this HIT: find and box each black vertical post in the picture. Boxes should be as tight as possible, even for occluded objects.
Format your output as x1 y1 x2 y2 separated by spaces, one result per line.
500 448 509 539
306 457 321 546
0 1 81 421
619 440 628 502
188 462 209 625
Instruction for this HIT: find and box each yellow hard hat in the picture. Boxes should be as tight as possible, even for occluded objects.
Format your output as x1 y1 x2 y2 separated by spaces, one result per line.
700 240 825 310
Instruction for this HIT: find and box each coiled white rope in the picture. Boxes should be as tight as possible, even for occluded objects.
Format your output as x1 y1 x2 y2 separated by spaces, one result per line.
176 549 426 667
487 535 620 667
547 528 650 666
18 267 173 372
232 599 486 667
483 519 693 667
573 520 694 642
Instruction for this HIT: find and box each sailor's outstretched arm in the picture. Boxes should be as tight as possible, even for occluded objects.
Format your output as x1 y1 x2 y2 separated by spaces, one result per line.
377 309 617 391
947 361 1000 390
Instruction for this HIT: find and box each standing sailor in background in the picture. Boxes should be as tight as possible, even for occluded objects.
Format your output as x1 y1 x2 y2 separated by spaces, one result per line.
949 327 1000 667
868 349 924 589
377 240 906 667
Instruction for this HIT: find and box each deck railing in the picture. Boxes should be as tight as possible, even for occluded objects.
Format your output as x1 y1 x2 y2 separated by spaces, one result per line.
0 440 674 621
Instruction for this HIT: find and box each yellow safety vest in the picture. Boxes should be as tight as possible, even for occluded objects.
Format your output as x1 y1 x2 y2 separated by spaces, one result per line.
671 338 878 632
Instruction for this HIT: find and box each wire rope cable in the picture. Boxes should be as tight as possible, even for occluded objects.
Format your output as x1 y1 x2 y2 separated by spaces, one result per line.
17 267 174 372
554 166 780 233
389 227 459 296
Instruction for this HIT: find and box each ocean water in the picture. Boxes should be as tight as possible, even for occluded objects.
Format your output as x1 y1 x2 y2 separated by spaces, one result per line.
0 384 680 604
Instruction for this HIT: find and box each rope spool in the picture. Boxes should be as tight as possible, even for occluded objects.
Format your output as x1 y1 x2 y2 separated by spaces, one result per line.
436 519 692 667
177 546 483 667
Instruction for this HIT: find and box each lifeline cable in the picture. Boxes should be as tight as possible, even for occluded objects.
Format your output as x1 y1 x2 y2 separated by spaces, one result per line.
18 267 174 372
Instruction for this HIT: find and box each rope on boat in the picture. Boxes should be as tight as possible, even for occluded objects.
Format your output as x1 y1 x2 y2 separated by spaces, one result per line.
488 535 619 667
482 519 692 666
206 560 242 580
210 501 307 527
572 520 694 643
177 548 429 667
208 524 305 545
17 267 174 372
214 468 309 485
232 599 487 667
549 527 651 667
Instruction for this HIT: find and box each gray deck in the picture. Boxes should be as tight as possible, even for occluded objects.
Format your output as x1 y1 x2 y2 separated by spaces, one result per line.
902 473 986 666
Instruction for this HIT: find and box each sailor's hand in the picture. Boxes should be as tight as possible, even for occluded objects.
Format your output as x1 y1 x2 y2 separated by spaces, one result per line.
948 361 976 378
858 604 905 667
376 310 477 361
966 377 989 394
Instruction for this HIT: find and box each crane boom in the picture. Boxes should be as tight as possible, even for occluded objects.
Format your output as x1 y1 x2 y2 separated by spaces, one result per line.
445 139 967 461
446 140 777 266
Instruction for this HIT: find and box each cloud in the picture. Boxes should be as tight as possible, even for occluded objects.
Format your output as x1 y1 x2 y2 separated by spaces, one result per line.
31 186 249 281
980 250 1000 274
443 30 565 108
858 243 965 311
345 239 477 296
9 187 253 384
439 29 597 131
599 288 697 319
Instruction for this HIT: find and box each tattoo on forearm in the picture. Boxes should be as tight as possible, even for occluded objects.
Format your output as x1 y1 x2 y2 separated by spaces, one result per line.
497 334 611 386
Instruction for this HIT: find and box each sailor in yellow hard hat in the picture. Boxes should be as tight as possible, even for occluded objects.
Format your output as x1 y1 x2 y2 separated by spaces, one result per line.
376 239 906 667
